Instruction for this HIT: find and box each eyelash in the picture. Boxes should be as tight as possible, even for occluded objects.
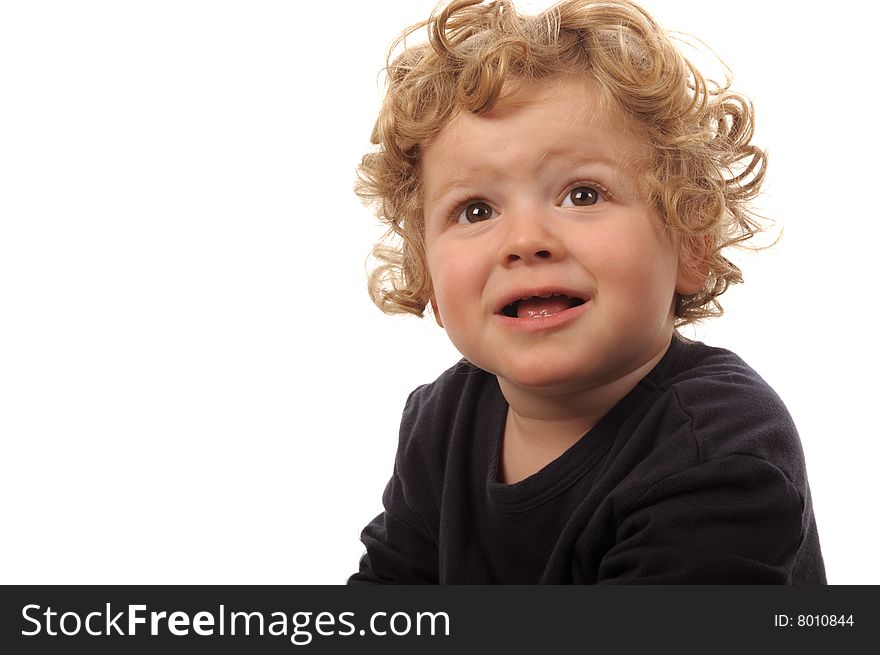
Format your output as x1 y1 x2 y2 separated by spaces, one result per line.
562 178 613 205
448 178 613 225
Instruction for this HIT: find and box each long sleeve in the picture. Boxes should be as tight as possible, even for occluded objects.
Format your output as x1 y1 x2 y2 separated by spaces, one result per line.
346 340 825 584
596 454 809 584
348 386 442 584
348 464 439 584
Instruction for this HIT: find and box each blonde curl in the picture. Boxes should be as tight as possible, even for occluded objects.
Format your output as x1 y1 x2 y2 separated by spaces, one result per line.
357 0 769 326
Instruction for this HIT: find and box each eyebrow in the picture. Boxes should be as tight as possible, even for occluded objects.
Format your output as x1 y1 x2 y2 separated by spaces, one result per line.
426 155 623 206
428 177 472 207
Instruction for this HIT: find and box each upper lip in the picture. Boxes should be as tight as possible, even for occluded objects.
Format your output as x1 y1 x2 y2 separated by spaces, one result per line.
494 286 591 314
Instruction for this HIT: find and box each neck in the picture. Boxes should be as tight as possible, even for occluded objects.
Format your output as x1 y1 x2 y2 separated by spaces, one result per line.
497 338 672 448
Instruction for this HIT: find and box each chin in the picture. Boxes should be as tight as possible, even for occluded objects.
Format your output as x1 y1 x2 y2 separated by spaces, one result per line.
493 360 592 394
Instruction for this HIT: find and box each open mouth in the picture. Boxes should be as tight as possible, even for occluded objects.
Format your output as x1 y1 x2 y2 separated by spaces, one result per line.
501 293 587 319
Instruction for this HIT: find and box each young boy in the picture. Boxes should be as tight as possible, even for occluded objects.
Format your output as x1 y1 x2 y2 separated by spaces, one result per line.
349 0 825 584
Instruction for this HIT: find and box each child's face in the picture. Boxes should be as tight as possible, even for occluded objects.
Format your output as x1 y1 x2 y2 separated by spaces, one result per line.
422 77 699 394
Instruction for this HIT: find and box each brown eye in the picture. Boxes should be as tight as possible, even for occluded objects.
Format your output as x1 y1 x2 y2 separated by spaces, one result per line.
566 186 600 207
458 201 495 224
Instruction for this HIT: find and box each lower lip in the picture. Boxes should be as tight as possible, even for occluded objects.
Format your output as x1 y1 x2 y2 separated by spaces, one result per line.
493 300 591 332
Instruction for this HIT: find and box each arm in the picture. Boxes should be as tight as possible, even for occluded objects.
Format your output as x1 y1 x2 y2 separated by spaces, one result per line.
348 387 441 584
348 463 440 584
596 454 807 584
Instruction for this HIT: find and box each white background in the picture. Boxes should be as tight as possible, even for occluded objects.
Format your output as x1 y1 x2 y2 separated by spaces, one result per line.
1 0 876 584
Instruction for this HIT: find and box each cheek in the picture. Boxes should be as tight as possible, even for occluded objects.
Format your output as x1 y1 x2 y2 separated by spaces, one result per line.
590 226 679 294
427 244 485 318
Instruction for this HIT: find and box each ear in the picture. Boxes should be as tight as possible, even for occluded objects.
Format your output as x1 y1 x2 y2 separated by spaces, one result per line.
676 234 712 296
429 295 444 328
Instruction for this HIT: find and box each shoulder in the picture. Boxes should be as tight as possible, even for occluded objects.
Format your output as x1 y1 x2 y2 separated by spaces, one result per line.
402 359 497 427
597 340 820 582
404 358 493 411
388 360 501 516
647 338 807 488
397 359 500 458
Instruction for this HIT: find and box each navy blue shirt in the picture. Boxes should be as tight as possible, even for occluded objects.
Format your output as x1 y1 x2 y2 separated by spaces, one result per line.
350 336 826 584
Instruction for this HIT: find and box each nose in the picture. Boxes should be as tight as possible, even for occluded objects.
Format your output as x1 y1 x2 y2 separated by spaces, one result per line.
498 207 564 267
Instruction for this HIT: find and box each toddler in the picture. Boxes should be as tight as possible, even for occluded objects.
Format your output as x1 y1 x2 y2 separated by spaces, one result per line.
348 0 825 584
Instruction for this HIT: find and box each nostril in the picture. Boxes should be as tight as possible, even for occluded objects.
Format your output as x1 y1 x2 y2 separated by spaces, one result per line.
504 250 552 266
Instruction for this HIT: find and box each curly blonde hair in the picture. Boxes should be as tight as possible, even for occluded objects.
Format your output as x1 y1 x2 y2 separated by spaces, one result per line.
357 0 767 326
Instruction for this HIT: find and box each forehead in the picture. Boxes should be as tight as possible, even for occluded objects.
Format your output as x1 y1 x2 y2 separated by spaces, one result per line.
422 77 648 194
